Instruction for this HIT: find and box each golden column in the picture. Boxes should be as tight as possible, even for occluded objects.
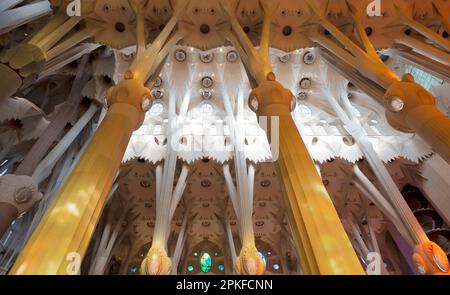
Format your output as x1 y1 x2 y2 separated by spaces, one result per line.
250 73 364 274
8 0 187 275
219 0 364 274
9 78 151 274
304 1 449 274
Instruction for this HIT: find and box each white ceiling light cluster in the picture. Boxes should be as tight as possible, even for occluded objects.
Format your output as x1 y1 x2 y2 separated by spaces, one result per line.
272 48 433 163
123 45 271 164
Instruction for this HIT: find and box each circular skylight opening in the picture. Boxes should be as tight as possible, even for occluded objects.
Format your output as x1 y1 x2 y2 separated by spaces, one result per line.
149 102 164 116
200 103 214 113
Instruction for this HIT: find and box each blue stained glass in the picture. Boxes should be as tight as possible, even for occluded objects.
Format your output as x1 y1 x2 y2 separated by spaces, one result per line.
130 264 138 273
405 64 443 90
258 251 267 268
218 264 224 271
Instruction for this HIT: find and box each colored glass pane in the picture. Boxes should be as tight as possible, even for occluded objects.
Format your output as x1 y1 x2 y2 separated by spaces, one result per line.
200 253 212 273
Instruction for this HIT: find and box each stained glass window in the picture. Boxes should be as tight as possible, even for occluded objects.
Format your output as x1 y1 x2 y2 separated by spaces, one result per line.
258 251 267 268
405 64 443 90
130 264 138 273
200 253 212 273
187 265 194 272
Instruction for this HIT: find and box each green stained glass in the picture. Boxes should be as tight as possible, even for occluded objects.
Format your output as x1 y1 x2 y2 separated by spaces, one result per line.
200 253 212 273
218 264 224 271
187 265 194 272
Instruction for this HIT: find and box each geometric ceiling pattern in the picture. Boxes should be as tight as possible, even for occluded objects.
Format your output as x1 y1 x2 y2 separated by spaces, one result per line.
0 0 449 276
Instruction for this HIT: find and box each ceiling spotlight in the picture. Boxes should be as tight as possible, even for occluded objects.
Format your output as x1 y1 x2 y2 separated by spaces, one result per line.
299 77 312 89
200 52 214 63
201 76 214 88
154 76 163 87
279 54 291 63
152 88 164 99
202 90 213 100
303 51 315 64
226 50 238 63
174 49 187 62
297 91 307 100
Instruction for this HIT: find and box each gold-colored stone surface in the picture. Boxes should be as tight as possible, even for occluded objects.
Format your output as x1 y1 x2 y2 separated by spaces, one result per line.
9 81 150 274
251 77 364 274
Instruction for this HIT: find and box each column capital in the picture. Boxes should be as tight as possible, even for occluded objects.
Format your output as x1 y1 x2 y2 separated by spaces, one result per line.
0 174 42 216
140 246 172 275
384 73 450 163
413 241 450 275
383 73 436 132
236 244 266 275
105 78 152 130
249 73 296 116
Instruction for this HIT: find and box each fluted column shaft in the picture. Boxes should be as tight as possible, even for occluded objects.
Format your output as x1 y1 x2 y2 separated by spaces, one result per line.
9 79 150 274
252 76 364 274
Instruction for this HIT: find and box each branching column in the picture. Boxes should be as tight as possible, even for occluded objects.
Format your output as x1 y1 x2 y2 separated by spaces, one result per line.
218 0 364 274
250 74 364 274
0 2 96 102
9 0 188 274
9 78 150 274
306 0 450 164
